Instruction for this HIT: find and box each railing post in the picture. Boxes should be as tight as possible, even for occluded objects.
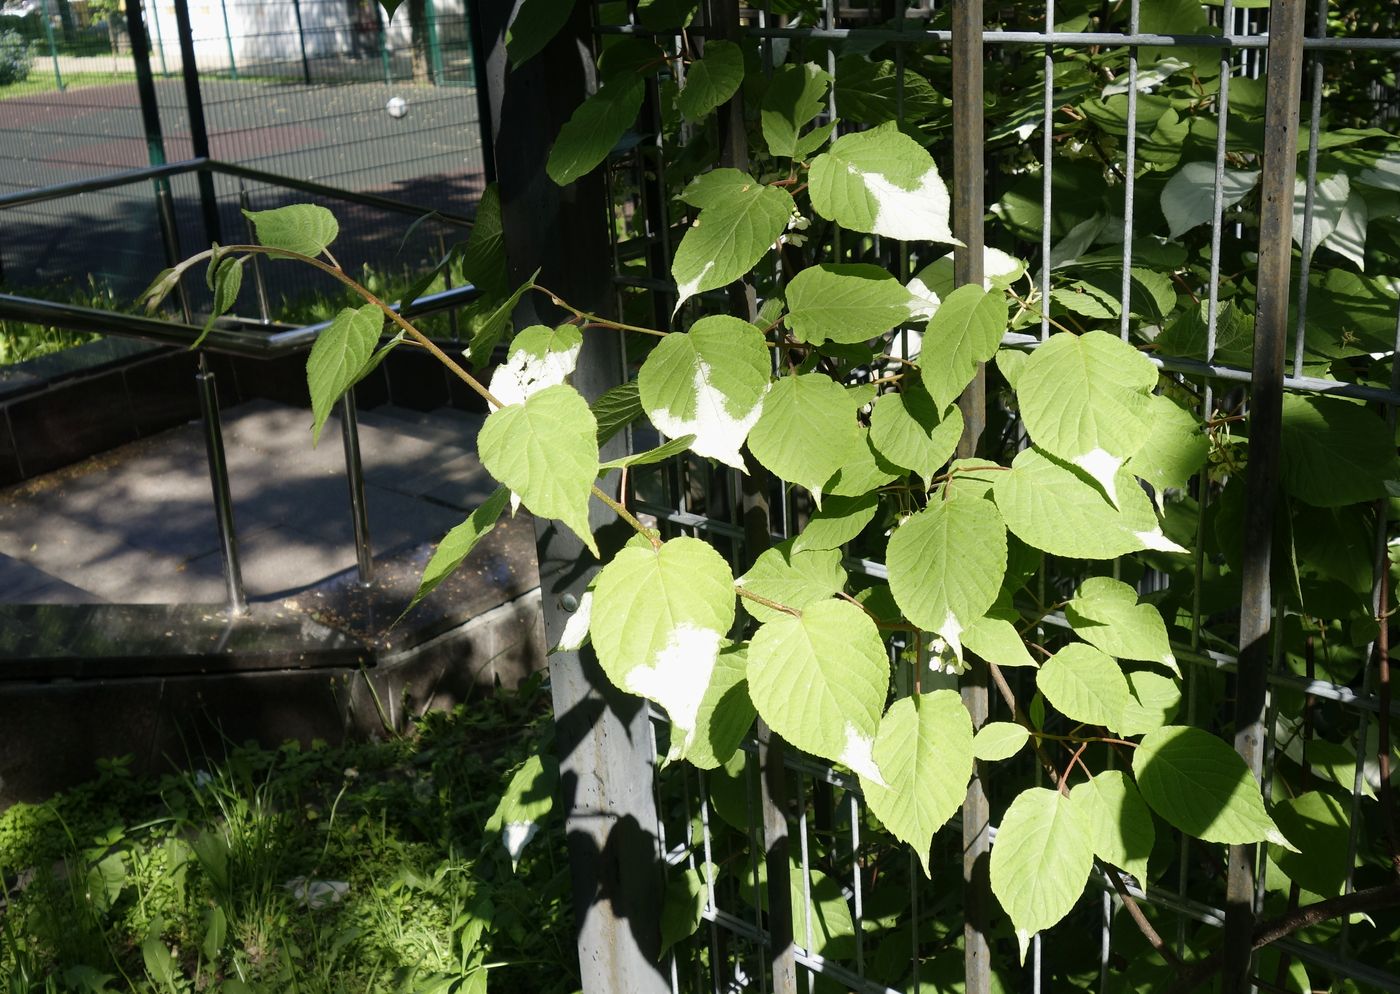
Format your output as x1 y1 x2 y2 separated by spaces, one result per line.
477 0 668 990
338 391 374 585
1224 1 1308 990
196 351 248 615
951 3 990 993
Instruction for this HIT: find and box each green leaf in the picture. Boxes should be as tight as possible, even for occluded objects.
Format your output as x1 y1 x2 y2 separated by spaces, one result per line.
860 690 973 876
784 264 923 345
910 247 1027 303
1279 394 1400 507
1119 669 1182 737
809 123 958 243
488 324 583 407
465 272 537 368
243 204 339 257
823 427 901 498
306 303 383 445
141 934 178 987
478 384 600 555
1036 643 1130 732
760 62 830 158
457 183 509 300
1159 161 1259 239
887 492 1007 662
1016 331 1158 505
918 285 1009 409
1127 393 1208 495
989 787 1095 957
672 176 794 311
636 0 698 29
200 256 244 343
747 599 890 782
1070 771 1155 885
590 537 737 758
659 866 708 955
833 57 943 126
1269 790 1352 897
869 383 963 484
547 76 646 186
506 0 575 67
592 381 644 445
736 539 845 624
407 487 511 613
1133 726 1292 847
791 492 879 552
637 315 770 469
598 434 696 472
973 721 1029 762
485 755 559 869
993 447 1186 560
748 374 863 502
1066 576 1178 674
678 40 744 121
681 642 755 769
962 607 1038 669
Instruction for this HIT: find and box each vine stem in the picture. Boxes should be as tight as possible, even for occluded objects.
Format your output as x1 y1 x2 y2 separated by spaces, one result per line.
530 283 669 338
590 485 660 551
736 586 802 618
172 244 506 410
1006 288 1079 336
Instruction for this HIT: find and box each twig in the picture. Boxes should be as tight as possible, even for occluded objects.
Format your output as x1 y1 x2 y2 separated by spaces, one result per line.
1165 883 1400 994
1103 864 1183 969
736 586 802 618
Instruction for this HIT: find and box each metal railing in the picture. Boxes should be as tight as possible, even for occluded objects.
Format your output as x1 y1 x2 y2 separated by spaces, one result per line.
0 156 480 615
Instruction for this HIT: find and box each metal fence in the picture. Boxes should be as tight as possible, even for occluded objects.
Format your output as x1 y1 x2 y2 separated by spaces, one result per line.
0 0 485 308
536 1 1400 992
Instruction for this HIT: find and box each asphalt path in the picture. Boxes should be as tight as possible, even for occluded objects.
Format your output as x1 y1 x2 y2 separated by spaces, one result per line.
0 72 486 305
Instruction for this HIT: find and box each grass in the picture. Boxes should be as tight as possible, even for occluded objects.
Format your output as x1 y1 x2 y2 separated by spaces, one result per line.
0 71 134 100
0 676 579 994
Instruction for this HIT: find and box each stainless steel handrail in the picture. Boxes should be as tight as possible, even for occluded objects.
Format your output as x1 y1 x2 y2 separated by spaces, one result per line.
0 284 480 359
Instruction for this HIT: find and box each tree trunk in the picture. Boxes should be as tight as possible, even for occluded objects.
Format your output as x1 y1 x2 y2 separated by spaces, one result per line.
407 0 429 83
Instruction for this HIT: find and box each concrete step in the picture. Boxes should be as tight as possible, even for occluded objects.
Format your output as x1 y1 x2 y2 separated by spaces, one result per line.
357 404 485 455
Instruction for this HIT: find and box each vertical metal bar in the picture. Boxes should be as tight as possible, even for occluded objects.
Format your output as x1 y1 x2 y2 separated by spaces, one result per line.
338 391 374 585
796 774 813 994
1117 0 1140 340
1040 0 1054 341
462 1 493 178
239 184 271 323
1222 2 1308 990
952 5 990 994
127 0 166 168
196 352 247 615
376 0 393 86
850 791 865 977
150 0 169 77
218 0 237 79
424 0 445 84
39 0 64 90
1289 0 1328 379
171 0 223 245
290 0 313 84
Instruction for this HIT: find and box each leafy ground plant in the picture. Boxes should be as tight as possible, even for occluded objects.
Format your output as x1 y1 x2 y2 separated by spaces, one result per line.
0 678 577 994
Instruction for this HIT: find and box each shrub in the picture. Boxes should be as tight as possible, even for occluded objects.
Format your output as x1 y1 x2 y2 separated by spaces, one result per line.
0 29 31 85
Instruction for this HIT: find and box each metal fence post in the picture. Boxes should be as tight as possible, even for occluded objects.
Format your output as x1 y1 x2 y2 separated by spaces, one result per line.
38 0 64 90
290 0 312 84
478 0 668 989
217 0 237 79
952 3 990 992
171 0 223 246
1223 1 1308 990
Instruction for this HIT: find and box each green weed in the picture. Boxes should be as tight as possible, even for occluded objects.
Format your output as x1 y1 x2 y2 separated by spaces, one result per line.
0 678 577 993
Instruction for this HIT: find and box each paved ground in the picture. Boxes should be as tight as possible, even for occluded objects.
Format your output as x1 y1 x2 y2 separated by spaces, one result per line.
0 60 486 300
0 399 499 606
